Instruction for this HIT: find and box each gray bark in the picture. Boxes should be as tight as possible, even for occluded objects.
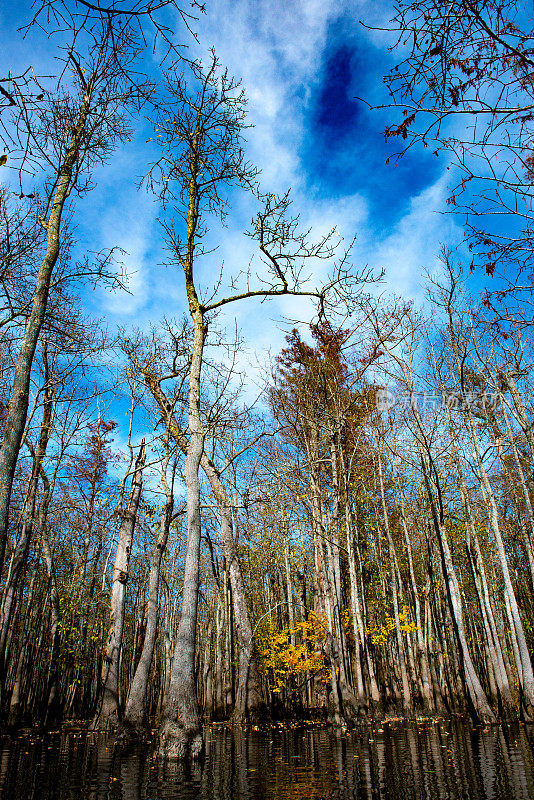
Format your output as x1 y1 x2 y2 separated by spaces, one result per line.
199 459 264 722
345 512 368 713
93 441 146 729
466 411 534 718
420 445 495 722
123 478 172 728
377 453 412 712
376 331 495 722
499 402 534 594
447 415 515 718
158 305 205 759
146 377 265 722
0 86 93 578
396 483 434 712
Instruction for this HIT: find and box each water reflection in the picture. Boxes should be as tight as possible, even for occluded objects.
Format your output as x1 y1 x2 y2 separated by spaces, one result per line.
0 721 533 800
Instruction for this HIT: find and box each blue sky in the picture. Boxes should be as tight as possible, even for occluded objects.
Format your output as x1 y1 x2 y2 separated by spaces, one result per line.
172 0 467 335
0 0 495 462
0 0 470 329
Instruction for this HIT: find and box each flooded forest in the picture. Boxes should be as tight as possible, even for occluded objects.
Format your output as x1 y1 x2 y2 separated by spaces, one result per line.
1 0 534 797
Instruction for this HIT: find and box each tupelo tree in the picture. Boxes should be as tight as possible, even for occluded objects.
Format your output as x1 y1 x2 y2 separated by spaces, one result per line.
144 51 369 758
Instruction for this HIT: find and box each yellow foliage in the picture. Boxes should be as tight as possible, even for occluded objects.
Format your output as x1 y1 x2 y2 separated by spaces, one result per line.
366 605 418 646
340 608 352 631
255 612 327 693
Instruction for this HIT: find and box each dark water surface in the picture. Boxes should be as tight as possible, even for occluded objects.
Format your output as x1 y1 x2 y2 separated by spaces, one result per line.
1 721 534 799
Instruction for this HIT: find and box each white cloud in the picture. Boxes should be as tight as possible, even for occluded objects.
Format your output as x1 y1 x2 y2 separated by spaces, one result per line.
1 0 467 432
362 172 462 300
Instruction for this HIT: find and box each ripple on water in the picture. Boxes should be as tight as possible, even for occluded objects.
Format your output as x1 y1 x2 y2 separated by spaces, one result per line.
0 722 533 800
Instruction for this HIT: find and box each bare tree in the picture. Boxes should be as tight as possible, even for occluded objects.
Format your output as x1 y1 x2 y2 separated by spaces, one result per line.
141 51 368 758
0 19 154 580
92 439 146 729
373 1 534 290
366 299 496 723
123 435 176 730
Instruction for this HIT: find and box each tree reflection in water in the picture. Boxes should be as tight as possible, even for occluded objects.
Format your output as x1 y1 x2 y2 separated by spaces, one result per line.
0 722 533 799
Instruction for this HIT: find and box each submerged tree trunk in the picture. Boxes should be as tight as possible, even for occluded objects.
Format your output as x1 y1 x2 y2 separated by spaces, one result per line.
157 122 206 754
123 465 173 730
420 447 495 722
345 511 369 715
466 413 534 718
445 412 515 719
375 322 496 723
220 501 265 722
158 304 205 759
93 442 146 730
145 377 265 723
328 435 359 720
7 551 41 726
395 479 434 713
377 453 412 713
41 524 62 728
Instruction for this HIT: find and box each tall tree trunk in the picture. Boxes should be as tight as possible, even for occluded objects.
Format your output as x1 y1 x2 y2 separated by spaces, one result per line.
214 491 263 722
420 445 495 722
157 173 206 756
446 414 515 719
345 510 368 714
158 329 204 757
395 480 434 712
0 87 93 578
466 411 534 718
328 436 358 716
377 453 412 713
7 548 41 726
123 475 173 729
41 524 62 728
145 377 265 722
0 370 54 670
93 442 146 729
499 402 534 594
377 332 495 722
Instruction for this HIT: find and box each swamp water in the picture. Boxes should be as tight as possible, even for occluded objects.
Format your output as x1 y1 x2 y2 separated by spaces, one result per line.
1 721 534 799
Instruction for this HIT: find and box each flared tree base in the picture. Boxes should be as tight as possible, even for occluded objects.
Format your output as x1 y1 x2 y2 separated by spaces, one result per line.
157 719 203 760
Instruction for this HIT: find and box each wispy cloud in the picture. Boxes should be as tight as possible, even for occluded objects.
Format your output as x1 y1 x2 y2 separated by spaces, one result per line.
0 0 470 390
